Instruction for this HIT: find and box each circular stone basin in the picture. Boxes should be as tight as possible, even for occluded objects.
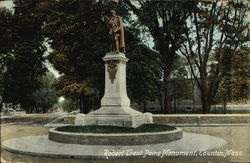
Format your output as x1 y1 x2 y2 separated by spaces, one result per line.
3 133 227 159
49 124 182 145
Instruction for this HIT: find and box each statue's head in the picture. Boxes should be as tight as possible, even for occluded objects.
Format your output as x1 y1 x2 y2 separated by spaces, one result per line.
110 10 116 16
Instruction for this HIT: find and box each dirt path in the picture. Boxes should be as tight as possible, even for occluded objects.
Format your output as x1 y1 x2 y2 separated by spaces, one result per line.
182 126 250 162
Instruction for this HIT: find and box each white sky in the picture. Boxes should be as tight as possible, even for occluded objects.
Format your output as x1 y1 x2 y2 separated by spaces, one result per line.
0 1 14 9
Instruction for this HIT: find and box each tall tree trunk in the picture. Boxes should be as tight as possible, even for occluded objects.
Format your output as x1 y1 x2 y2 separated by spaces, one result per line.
27 107 31 114
80 94 84 114
157 95 163 113
81 95 90 114
191 81 196 113
163 79 172 114
201 92 210 114
163 90 172 114
143 102 147 113
223 98 227 114
173 76 177 113
42 107 46 113
199 66 212 114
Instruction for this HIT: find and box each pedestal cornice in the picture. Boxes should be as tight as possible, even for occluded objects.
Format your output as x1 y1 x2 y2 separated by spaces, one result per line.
102 52 129 62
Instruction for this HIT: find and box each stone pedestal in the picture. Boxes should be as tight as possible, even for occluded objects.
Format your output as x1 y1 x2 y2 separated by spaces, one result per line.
77 52 152 127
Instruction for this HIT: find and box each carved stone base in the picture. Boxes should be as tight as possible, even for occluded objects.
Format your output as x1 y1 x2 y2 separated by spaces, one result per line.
77 112 152 128
75 52 152 127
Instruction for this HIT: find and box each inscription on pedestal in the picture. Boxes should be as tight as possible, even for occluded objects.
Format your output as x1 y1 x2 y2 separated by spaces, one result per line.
107 60 119 83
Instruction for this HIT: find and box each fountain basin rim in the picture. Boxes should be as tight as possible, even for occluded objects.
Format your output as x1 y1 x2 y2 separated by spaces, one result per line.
49 127 182 136
48 127 183 145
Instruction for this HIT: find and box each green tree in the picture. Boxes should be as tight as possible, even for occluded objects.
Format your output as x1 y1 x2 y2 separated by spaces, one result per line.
62 98 79 113
1 0 48 113
214 47 250 113
42 1 111 113
0 7 14 96
124 0 197 113
127 41 162 112
179 0 249 113
42 0 161 113
31 72 59 113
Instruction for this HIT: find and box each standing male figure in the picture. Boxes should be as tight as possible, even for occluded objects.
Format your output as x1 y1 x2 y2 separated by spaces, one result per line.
108 10 125 53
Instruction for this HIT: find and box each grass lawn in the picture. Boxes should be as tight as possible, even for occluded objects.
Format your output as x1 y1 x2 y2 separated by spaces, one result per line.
55 124 176 134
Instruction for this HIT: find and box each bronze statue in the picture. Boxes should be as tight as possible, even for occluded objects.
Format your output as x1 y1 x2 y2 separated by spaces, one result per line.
108 10 125 53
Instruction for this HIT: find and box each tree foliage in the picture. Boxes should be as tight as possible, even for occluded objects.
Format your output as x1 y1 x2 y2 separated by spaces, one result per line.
215 47 250 107
1 0 248 115
40 0 160 113
180 0 249 113
125 0 197 113
31 72 59 113
0 7 13 95
1 1 47 112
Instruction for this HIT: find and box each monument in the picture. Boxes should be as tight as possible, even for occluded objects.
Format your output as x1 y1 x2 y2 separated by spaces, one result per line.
75 9 152 127
2 1 227 159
